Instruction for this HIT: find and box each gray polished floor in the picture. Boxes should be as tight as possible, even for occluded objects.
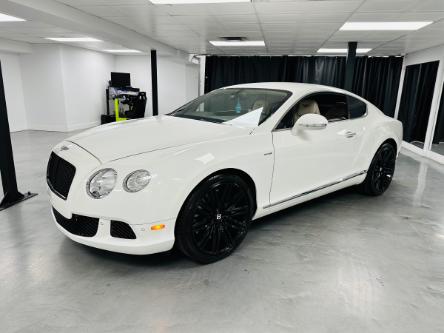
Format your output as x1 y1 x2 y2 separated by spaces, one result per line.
1 130 444 333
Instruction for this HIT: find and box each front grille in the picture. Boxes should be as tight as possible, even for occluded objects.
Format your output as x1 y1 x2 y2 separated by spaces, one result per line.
53 208 99 237
47 152 76 200
110 221 136 239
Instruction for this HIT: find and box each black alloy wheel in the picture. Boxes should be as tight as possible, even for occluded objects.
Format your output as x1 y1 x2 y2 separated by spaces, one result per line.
175 174 255 264
359 142 396 196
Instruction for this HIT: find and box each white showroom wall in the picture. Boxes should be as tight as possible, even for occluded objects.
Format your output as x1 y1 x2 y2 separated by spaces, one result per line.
60 45 114 131
0 52 27 132
5 44 199 132
185 62 200 103
20 45 68 131
115 54 199 116
158 56 199 114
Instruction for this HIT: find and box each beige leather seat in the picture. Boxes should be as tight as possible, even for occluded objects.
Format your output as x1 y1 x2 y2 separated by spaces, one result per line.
252 100 266 111
294 99 320 123
252 100 269 123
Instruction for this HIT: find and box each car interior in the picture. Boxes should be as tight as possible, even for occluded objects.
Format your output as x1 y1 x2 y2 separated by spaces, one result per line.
277 93 349 129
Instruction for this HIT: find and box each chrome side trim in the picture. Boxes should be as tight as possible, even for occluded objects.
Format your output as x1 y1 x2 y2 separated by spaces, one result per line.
298 123 327 129
264 170 367 209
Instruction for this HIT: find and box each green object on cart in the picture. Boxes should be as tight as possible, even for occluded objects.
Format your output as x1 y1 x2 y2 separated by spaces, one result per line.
114 98 127 122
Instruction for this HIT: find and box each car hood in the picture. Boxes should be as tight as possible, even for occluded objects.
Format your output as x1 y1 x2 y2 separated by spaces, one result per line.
67 115 251 163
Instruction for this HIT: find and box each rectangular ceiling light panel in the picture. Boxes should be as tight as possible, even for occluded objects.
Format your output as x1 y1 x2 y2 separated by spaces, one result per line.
151 0 250 4
104 49 142 53
0 13 25 22
46 37 102 42
317 48 372 54
340 22 433 31
210 40 265 47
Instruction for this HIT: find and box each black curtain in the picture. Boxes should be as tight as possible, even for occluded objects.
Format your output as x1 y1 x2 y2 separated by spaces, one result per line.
312 56 345 87
398 61 439 143
205 55 402 116
204 56 346 91
433 84 444 144
351 56 403 117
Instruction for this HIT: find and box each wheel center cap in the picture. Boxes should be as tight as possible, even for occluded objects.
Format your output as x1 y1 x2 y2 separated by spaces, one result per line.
216 213 222 221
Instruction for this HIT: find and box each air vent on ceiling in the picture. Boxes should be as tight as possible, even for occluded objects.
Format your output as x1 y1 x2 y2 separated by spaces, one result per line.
220 37 246 41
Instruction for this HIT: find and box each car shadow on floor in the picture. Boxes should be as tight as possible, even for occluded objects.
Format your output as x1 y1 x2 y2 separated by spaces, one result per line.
58 186 365 267
59 238 193 268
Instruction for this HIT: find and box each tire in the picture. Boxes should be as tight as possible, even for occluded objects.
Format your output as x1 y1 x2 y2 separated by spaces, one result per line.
359 142 396 196
175 174 255 264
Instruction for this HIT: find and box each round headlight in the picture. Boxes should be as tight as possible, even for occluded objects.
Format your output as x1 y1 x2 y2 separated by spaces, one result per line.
87 168 117 199
124 170 151 193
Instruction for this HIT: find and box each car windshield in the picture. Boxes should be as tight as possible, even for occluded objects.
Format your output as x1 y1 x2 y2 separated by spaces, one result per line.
170 88 291 127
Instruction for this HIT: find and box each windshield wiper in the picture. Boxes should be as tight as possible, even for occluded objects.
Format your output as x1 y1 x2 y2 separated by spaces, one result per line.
173 114 223 123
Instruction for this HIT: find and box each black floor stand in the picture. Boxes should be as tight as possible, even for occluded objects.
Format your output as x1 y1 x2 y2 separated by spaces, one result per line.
0 60 37 211
0 192 37 211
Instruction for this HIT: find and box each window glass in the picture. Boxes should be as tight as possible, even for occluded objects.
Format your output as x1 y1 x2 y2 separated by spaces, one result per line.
170 88 291 127
316 93 348 121
276 92 349 130
348 96 367 119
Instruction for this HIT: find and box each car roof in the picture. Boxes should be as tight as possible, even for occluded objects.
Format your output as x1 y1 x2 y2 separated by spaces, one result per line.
223 82 353 97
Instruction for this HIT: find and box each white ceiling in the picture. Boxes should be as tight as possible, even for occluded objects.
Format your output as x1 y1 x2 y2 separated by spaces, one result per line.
2 0 444 55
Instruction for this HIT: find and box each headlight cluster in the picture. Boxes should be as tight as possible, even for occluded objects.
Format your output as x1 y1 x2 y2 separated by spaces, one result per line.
87 169 151 199
87 169 117 199
123 170 151 193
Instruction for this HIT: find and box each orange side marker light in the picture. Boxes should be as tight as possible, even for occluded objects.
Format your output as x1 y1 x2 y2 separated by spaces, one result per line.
151 224 165 231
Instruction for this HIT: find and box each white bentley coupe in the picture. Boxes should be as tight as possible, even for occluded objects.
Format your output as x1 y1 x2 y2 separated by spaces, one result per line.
47 82 402 263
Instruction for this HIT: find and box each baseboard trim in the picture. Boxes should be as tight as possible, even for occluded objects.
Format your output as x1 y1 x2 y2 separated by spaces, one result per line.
402 141 444 164
66 121 100 131
27 124 69 132
26 121 100 132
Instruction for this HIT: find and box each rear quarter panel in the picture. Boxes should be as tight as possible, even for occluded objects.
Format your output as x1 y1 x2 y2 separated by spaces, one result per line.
357 104 403 172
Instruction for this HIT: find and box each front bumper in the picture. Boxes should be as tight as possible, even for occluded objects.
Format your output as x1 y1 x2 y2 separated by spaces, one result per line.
52 208 175 255
48 141 176 255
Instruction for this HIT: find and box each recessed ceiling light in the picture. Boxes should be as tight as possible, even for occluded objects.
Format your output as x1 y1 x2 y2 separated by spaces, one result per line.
210 40 265 47
151 0 250 3
104 49 142 53
317 48 372 54
340 21 433 31
45 37 102 42
0 13 25 22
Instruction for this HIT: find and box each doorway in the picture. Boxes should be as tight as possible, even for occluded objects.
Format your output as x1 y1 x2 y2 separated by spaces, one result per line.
397 61 440 149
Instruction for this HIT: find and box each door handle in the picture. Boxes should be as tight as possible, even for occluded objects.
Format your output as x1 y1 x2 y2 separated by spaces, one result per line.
344 130 356 138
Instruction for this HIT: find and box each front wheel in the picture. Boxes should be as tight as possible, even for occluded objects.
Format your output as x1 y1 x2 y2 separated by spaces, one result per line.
359 142 396 196
175 174 255 264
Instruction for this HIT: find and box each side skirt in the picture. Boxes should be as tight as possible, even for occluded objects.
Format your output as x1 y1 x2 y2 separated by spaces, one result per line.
263 170 367 209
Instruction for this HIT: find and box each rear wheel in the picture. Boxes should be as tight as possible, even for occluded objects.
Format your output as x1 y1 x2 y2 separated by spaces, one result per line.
175 174 255 264
359 142 396 196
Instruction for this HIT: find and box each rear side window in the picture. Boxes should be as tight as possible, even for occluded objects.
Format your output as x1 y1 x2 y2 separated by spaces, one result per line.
316 93 348 122
347 96 367 119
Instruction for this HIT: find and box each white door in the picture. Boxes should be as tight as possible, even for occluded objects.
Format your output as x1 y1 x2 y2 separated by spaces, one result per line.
270 92 365 205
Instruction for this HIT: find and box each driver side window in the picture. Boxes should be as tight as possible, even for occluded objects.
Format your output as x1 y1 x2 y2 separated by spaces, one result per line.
276 92 349 130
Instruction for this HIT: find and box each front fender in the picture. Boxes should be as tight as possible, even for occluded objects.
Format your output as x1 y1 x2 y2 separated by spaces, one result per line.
93 132 274 225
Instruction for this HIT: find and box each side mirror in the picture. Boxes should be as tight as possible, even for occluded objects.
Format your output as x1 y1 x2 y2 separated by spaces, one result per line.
292 114 328 135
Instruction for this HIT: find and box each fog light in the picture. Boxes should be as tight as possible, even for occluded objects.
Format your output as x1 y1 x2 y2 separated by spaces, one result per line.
151 224 165 231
